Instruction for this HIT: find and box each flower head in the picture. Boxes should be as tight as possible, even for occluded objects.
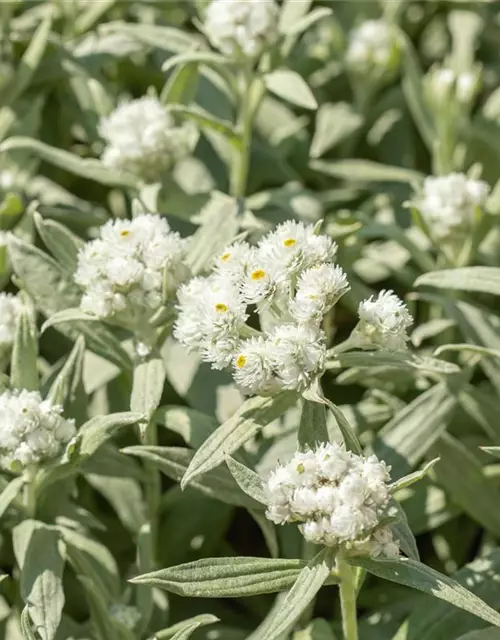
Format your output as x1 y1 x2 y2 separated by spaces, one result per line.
0 390 76 470
99 96 196 183
354 290 413 352
204 0 279 59
0 293 22 368
232 336 278 396
265 444 398 557
75 214 189 329
346 20 401 75
290 264 350 325
415 173 490 241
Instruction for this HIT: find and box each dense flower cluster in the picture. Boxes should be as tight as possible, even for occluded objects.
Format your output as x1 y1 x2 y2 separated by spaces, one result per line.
0 390 76 469
204 0 279 59
353 290 413 352
425 67 480 107
415 173 490 241
174 221 349 394
265 443 399 557
99 97 196 183
346 20 401 75
0 293 22 368
75 215 189 330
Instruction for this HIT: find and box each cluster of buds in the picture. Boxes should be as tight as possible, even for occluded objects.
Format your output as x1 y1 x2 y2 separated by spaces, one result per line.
265 443 399 558
424 65 481 111
346 20 401 78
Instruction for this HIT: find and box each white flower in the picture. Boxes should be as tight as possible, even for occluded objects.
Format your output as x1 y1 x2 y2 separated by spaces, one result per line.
290 264 350 325
0 389 76 470
425 67 480 108
99 96 196 183
204 0 279 59
174 276 248 369
214 242 253 285
265 444 397 556
354 290 413 352
0 293 22 366
346 20 400 75
75 215 189 329
416 173 490 240
232 336 278 395
268 324 326 391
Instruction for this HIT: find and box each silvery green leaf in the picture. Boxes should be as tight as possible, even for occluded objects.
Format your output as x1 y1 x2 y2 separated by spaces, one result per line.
41 309 99 333
415 267 500 296
8 237 132 371
353 556 500 630
0 138 139 189
154 614 219 640
123 445 261 510
19 524 65 640
99 21 200 54
130 557 313 597
78 576 120 640
154 405 218 448
373 383 458 478
330 351 459 375
281 6 333 36
260 549 336 640
264 70 318 110
226 457 267 505
311 159 423 184
130 356 165 422
293 619 338 639
482 446 500 459
135 524 154 635
390 458 440 494
47 335 86 409
249 508 279 559
162 51 232 75
434 344 500 360
389 499 419 562
433 434 500 537
411 319 456 347
0 475 25 519
457 630 500 640
278 0 313 33
168 105 241 148
11 309 38 391
298 399 329 452
161 62 200 106
20 606 37 640
34 213 83 274
310 102 363 159
74 0 116 35
79 412 143 458
181 392 298 488
85 474 145 534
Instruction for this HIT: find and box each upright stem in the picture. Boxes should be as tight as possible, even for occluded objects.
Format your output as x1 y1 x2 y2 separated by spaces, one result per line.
23 467 37 519
337 552 358 640
230 67 255 200
144 421 161 565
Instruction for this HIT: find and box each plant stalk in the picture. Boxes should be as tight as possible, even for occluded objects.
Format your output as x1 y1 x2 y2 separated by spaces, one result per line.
144 421 161 565
337 552 359 640
230 67 256 200
23 467 37 518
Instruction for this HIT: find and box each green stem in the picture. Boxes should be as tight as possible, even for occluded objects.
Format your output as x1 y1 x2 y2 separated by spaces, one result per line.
23 467 37 519
337 552 358 640
144 421 161 566
230 68 256 200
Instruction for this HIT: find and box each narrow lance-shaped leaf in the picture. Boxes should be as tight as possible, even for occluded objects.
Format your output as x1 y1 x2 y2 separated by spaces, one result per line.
226 456 267 505
34 212 83 274
155 615 219 640
78 576 120 640
264 69 318 110
390 458 440 494
351 556 500 629
130 557 316 597
0 476 25 519
11 309 38 391
181 392 298 489
130 355 166 423
135 523 154 636
298 399 329 452
79 413 143 458
47 335 86 408
415 267 500 296
20 607 37 640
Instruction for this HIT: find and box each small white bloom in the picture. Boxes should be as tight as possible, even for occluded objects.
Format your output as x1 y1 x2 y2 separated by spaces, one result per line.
268 324 326 391
204 0 279 59
456 71 479 104
346 20 400 75
214 242 253 285
355 290 413 352
75 214 189 329
416 173 489 240
99 96 196 183
367 526 400 558
290 264 350 325
0 389 76 470
232 336 278 395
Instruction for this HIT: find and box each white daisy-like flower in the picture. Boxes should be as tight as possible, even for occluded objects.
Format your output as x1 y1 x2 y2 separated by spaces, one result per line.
0 389 76 470
346 19 401 75
265 444 398 556
214 242 253 285
75 214 189 330
354 290 413 352
415 173 490 241
99 96 196 183
267 323 326 391
232 336 278 395
0 293 23 368
204 0 279 59
290 264 350 325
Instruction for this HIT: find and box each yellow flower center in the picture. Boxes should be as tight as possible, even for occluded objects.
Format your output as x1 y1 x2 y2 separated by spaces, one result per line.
215 303 228 313
236 355 246 368
251 269 266 280
296 463 305 474
120 229 131 237
283 238 296 247
221 252 231 262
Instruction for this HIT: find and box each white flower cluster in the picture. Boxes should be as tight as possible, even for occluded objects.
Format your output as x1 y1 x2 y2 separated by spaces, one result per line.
0 390 76 469
174 221 350 394
75 215 189 327
99 97 196 183
346 20 401 75
353 290 413 352
204 0 278 59
416 173 490 241
265 443 399 557
0 293 22 367
425 67 480 107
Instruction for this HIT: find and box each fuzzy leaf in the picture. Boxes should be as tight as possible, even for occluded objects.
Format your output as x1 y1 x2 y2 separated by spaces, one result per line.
298 399 329 451
34 213 83 274
416 267 500 296
155 614 219 639
79 412 143 457
0 475 25 518
130 356 165 422
226 457 267 505
11 309 38 391
264 69 318 110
